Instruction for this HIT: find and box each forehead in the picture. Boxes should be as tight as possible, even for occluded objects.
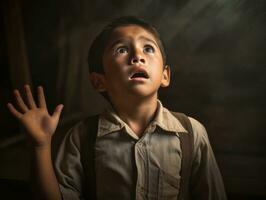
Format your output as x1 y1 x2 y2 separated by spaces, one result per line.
106 25 159 47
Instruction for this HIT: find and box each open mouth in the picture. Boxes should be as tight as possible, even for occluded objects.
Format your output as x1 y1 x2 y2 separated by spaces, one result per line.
130 69 149 80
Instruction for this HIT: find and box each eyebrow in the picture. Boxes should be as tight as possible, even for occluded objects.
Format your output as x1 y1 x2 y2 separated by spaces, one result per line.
138 36 159 48
107 36 159 50
107 39 127 50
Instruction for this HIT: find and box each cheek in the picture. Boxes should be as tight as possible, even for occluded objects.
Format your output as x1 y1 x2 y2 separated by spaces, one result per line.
148 52 163 64
104 65 127 83
114 55 129 66
109 59 129 75
155 53 164 65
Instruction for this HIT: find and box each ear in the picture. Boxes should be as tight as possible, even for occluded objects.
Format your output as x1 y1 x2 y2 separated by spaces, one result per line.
160 65 170 87
89 72 107 92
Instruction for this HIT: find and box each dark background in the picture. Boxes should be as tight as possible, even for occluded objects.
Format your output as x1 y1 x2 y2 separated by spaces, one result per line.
1 0 266 199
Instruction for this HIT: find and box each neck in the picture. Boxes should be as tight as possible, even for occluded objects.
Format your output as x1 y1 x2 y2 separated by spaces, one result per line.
110 94 158 137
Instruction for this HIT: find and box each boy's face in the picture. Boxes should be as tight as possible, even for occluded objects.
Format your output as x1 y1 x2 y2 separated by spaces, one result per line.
90 25 170 101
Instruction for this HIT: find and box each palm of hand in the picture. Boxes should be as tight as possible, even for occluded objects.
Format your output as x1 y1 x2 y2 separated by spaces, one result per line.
22 109 57 144
7 85 63 147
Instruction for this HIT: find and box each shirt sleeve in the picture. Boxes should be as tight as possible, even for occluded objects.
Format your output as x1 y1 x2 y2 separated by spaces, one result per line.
188 117 227 200
54 121 86 200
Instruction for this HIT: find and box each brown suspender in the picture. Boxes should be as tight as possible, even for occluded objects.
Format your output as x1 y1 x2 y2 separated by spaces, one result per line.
83 112 194 200
171 112 194 200
81 115 99 200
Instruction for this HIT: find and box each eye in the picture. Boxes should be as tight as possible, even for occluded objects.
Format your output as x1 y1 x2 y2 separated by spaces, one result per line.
116 46 128 54
143 45 155 53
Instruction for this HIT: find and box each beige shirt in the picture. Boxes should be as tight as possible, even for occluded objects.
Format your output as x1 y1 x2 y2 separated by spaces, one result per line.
54 101 227 200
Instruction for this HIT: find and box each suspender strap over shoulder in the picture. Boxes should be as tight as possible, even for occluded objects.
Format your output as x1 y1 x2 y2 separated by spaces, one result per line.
171 112 194 200
81 115 99 200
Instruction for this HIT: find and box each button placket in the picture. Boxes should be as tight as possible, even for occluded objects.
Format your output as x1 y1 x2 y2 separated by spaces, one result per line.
135 135 151 199
135 140 143 199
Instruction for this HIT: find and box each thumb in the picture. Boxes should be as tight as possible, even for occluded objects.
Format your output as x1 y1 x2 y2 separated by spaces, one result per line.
52 104 64 120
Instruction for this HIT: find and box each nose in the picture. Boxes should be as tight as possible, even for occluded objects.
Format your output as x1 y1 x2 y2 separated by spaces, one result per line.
130 48 145 65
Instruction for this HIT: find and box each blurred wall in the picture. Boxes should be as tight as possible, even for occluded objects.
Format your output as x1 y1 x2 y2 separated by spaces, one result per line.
1 0 266 199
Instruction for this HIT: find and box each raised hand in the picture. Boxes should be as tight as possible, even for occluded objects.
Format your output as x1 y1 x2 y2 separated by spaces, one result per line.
7 85 63 147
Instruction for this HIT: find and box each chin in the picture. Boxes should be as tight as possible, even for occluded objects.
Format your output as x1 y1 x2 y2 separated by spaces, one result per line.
128 88 157 99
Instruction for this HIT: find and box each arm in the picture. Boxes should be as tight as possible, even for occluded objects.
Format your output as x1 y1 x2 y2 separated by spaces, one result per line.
7 85 63 200
189 117 227 200
53 122 86 200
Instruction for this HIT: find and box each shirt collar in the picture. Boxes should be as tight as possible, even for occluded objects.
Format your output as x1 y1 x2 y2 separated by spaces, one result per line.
97 100 188 138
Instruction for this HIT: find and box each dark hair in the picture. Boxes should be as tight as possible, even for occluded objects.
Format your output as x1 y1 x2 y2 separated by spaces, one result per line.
88 16 167 74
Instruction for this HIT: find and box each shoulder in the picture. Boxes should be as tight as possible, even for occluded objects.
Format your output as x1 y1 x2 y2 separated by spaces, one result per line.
169 111 209 146
60 114 100 146
169 111 208 141
70 114 99 132
187 116 212 155
188 117 208 140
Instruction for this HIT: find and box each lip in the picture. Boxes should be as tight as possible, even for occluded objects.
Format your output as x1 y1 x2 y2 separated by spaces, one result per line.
129 66 149 80
129 77 148 83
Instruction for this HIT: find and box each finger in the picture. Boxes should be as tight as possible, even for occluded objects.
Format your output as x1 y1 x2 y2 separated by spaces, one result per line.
14 89 29 112
24 84 37 109
52 104 64 120
37 86 47 109
7 103 23 119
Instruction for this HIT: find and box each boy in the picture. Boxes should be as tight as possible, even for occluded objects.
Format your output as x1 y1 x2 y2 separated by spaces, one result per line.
7 16 227 199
